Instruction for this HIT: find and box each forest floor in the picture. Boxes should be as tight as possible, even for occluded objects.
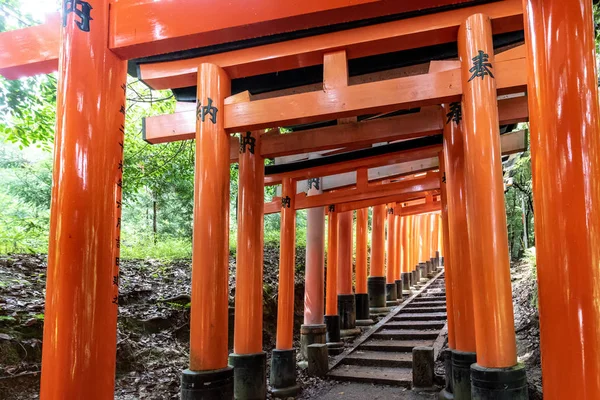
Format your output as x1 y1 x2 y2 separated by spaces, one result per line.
0 250 542 399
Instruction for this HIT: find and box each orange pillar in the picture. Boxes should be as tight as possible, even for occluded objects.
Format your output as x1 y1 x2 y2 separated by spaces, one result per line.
272 177 299 395
385 205 397 302
276 178 297 350
523 0 600 397
355 208 368 295
368 204 387 309
185 62 234 395
231 130 266 397
324 207 342 345
394 211 402 282
40 1 127 397
337 210 356 330
459 13 522 391
400 215 411 295
301 177 326 359
355 208 371 321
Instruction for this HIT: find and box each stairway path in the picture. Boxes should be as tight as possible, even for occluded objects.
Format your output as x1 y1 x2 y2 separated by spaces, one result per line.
327 271 447 388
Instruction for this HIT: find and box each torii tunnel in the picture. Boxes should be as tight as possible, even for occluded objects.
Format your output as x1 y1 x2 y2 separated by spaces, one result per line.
1 0 600 399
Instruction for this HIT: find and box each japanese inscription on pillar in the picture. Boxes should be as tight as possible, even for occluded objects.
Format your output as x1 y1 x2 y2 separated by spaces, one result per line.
197 98 218 124
468 50 494 82
446 102 462 125
328 205 335 213
239 132 256 154
307 177 320 191
62 0 93 32
388 207 394 215
282 196 291 209
442 172 447 184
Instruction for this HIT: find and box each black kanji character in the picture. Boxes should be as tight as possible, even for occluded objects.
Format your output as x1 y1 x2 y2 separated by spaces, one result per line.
328 205 335 213
307 178 320 191
116 217 121 228
196 98 218 124
117 179 122 188
121 84 126 95
468 50 494 82
116 237 120 248
115 257 120 266
119 105 126 115
62 0 93 32
388 207 394 215
442 172 447 183
113 275 119 286
239 132 256 154
446 102 462 125
112 296 119 305
116 200 121 208
118 161 123 170
281 196 291 209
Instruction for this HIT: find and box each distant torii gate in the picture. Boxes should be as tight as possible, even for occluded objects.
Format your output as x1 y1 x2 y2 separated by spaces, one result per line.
0 1 599 400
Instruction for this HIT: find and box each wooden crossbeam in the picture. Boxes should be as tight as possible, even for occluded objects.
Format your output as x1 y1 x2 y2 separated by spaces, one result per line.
223 57 527 132
334 191 440 213
399 200 441 216
138 0 523 88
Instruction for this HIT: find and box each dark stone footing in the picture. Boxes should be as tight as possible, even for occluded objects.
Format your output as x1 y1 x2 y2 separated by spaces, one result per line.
324 315 341 344
412 346 434 389
181 367 234 400
270 349 300 398
412 270 419 286
355 293 370 321
401 273 411 291
471 363 528 400
338 294 356 329
386 283 397 302
395 279 403 299
228 352 266 400
300 324 326 360
368 276 386 308
452 350 476 400
439 349 454 399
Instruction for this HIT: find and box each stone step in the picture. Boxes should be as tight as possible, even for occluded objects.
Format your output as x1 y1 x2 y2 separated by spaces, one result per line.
393 312 447 321
342 350 413 368
383 320 446 330
328 364 412 387
359 339 434 352
402 306 447 313
404 301 446 308
373 329 440 340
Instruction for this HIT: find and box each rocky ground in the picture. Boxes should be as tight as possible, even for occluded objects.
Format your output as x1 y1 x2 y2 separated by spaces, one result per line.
0 251 542 399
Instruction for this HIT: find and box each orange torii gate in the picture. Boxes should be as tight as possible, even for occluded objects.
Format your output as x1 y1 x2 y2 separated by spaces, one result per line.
1 0 599 399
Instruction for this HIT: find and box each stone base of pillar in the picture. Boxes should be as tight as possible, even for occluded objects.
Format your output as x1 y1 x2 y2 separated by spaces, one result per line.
228 352 266 400
439 349 454 399
440 256 445 267
401 273 411 292
394 279 403 299
419 264 428 282
369 306 392 316
452 350 476 400
355 293 372 325
270 349 300 398
340 327 362 338
411 270 419 287
386 283 397 303
300 324 326 360
426 261 434 278
338 294 356 330
470 363 528 400
324 315 341 344
307 344 329 377
367 276 386 308
412 346 435 389
180 367 234 400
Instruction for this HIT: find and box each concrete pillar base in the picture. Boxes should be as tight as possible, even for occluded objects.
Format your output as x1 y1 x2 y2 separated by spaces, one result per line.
228 352 266 400
369 306 392 314
367 276 386 308
340 327 362 338
426 261 434 278
300 324 326 360
181 367 234 400
386 283 397 302
356 319 375 327
327 341 345 355
394 279 403 299
355 293 370 321
324 315 341 344
270 349 300 398
411 270 419 286
401 272 411 292
338 294 356 330
471 363 528 400
452 350 476 400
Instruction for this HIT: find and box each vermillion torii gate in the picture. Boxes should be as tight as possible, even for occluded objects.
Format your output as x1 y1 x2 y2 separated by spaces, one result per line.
1 0 600 399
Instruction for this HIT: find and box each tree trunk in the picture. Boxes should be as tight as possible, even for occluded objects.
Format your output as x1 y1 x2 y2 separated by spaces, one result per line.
153 200 157 244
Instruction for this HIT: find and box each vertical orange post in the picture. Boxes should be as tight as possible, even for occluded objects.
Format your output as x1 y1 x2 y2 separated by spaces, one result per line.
324 207 343 347
301 177 326 361
337 210 356 330
459 13 525 397
393 211 402 299
185 62 234 395
231 130 266 397
431 213 439 258
276 177 297 350
40 1 126 397
355 208 368 295
272 177 299 395
355 208 371 322
368 204 387 309
523 0 600 398
385 205 397 302
400 215 411 295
